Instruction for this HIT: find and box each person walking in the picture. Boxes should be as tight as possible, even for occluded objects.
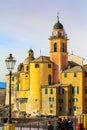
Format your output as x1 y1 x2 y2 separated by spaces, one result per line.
54 118 62 130
47 120 54 130
68 118 73 130
62 118 68 130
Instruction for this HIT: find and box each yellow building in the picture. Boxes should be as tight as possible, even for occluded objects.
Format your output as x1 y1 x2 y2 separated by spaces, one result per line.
5 16 87 117
61 64 87 115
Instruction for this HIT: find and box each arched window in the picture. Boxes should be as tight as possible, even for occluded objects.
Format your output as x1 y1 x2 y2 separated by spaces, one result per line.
62 43 65 52
54 43 57 52
26 66 29 71
48 75 51 85
62 43 66 52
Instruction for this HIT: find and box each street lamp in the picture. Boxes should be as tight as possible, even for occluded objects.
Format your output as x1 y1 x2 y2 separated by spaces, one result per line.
5 53 16 124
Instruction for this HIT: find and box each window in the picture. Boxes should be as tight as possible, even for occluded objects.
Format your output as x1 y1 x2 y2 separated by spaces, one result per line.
26 66 29 71
45 88 48 94
50 88 53 94
74 72 77 77
85 73 87 77
58 87 64 94
64 73 67 78
59 107 62 111
25 75 28 77
72 86 79 94
85 98 87 103
85 87 87 94
16 84 19 91
12 77 14 81
49 97 51 101
35 64 39 68
50 110 53 113
20 98 28 103
48 75 51 85
54 43 57 52
50 104 53 108
49 97 54 102
61 43 66 52
58 99 64 103
62 43 65 52
72 98 78 102
48 64 51 68
74 106 76 111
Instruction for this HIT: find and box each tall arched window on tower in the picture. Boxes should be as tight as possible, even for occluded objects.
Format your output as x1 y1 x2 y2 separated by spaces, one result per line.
62 43 66 52
26 66 29 71
62 43 65 52
54 43 57 52
48 74 51 85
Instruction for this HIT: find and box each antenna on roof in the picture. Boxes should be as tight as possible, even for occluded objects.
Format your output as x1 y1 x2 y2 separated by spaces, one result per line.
57 12 59 22
40 50 41 56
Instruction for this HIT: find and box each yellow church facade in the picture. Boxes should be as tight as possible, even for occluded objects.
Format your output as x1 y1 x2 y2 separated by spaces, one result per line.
5 16 87 117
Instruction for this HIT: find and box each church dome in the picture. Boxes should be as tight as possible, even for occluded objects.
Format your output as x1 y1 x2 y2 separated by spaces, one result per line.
53 21 63 29
24 49 35 64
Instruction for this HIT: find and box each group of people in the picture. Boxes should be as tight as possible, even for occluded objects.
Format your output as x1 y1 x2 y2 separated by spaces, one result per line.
47 117 73 130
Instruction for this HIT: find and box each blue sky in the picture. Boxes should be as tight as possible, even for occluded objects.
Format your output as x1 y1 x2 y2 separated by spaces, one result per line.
0 0 87 81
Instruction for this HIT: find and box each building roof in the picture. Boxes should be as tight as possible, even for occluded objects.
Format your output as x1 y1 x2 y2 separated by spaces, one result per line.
24 49 35 64
62 61 87 73
41 82 70 88
0 82 6 89
63 66 83 72
53 20 63 30
24 57 35 64
31 56 52 63
68 54 84 66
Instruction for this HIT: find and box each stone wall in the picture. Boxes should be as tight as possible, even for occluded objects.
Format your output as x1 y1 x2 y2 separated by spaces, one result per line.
0 89 6 105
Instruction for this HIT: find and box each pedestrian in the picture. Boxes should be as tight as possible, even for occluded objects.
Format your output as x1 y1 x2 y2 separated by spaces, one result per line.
47 120 54 130
54 118 62 130
68 118 73 130
62 117 68 130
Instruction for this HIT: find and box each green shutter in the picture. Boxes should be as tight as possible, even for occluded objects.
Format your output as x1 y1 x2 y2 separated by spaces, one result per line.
74 72 77 77
77 87 79 94
64 73 67 78
35 64 40 68
16 84 19 91
12 77 14 81
76 98 78 102
50 104 53 108
49 97 51 101
74 106 76 111
50 88 53 94
52 98 54 101
45 88 48 94
50 110 53 113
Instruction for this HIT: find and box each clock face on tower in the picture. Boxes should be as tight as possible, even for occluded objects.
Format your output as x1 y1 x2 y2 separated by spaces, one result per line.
53 31 57 36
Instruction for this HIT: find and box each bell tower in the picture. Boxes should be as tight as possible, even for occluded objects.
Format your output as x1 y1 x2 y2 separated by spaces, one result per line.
49 16 68 83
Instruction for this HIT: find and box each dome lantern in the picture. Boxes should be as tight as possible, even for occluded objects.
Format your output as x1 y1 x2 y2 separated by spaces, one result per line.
24 49 35 64
53 14 63 30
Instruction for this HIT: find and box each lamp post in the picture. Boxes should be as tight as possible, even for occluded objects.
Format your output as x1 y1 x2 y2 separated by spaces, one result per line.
5 53 16 124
